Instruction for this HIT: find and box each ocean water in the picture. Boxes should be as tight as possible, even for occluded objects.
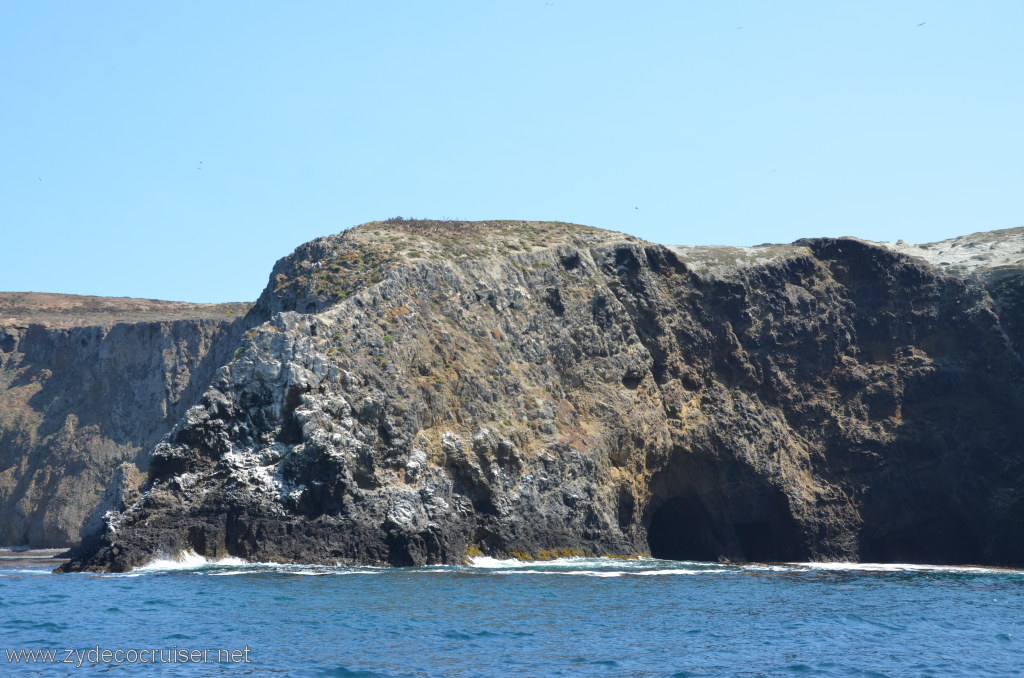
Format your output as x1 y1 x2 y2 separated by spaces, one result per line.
2 551 1023 677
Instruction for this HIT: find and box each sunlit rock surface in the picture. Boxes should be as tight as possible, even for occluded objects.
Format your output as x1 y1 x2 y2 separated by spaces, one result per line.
7 220 1021 571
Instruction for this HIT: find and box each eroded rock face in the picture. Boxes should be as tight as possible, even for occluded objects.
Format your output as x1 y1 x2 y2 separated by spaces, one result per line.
47 221 1024 570
0 315 254 547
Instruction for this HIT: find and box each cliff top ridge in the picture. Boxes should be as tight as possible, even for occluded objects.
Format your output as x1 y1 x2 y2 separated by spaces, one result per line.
0 292 252 328
877 226 1024 276
344 218 646 260
6 223 1023 323
257 219 647 314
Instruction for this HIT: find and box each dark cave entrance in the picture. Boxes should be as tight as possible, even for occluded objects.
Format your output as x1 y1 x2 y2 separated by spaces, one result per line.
645 478 804 563
644 448 808 563
646 493 801 562
733 520 797 563
647 494 725 561
863 515 983 565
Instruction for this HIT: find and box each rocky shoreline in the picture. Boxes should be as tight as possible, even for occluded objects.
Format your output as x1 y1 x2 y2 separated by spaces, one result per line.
0 547 69 570
6 220 1024 572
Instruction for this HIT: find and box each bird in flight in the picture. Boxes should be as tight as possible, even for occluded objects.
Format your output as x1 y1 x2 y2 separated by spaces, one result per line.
917 21 926 27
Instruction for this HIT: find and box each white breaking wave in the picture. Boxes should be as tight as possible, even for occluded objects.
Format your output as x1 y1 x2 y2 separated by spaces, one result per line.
465 556 1024 577
466 556 527 569
788 561 1024 575
120 553 1024 577
633 568 728 576
493 570 626 578
465 556 735 576
467 556 667 569
205 569 381 576
135 550 248 571
134 552 391 576
0 568 54 576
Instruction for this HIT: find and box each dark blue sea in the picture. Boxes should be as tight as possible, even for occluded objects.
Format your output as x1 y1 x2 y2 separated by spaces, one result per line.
2 550 1023 677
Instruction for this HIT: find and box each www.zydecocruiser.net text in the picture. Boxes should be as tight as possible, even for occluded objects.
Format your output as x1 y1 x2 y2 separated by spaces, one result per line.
5 646 252 667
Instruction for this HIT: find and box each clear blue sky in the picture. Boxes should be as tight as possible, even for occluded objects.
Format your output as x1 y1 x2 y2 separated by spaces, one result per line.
2 2 1022 303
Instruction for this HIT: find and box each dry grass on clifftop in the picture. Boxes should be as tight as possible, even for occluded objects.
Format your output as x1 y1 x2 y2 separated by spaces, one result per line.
0 292 253 328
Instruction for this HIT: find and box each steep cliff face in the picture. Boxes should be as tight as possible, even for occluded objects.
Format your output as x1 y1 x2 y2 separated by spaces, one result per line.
0 296 254 547
56 220 1024 571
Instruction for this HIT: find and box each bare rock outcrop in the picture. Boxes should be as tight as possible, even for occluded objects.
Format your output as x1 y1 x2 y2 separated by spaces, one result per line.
0 298 254 547
47 220 1024 571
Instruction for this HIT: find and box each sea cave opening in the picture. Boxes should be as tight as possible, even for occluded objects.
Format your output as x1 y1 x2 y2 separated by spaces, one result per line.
646 491 803 563
646 494 725 562
864 514 983 565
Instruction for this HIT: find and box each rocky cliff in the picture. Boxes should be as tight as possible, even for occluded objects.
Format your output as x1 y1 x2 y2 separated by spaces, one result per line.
27 219 1024 571
0 294 253 546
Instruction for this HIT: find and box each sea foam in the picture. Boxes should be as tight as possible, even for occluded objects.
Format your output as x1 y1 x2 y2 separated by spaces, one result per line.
135 550 248 571
789 561 1024 575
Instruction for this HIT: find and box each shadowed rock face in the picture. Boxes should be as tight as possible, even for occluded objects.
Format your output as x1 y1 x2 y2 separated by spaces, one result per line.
0 305 255 547
25 220 1024 571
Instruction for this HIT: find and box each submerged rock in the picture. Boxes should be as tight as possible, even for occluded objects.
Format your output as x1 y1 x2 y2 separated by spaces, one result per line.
14 219 1024 571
